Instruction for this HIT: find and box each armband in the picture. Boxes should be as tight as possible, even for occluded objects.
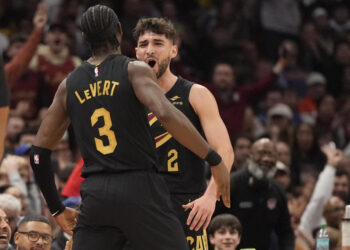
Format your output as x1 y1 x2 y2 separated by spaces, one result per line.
205 148 222 167
29 145 65 216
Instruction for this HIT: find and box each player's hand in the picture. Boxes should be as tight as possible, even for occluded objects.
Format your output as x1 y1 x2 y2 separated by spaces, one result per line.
54 207 79 236
210 161 230 208
33 3 47 32
182 193 216 231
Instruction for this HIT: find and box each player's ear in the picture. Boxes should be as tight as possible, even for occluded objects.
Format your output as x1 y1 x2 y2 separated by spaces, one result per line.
170 44 178 59
135 47 139 58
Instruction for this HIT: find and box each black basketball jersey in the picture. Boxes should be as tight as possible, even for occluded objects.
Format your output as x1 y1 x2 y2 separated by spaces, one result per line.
148 76 206 194
66 54 157 177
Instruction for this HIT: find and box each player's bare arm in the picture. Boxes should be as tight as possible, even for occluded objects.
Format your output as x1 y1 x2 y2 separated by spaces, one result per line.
128 61 230 206
184 84 234 230
190 85 234 172
31 79 78 235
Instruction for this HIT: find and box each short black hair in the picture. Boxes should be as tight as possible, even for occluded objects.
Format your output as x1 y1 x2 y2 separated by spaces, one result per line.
207 214 242 236
336 168 350 179
18 214 51 230
81 4 120 53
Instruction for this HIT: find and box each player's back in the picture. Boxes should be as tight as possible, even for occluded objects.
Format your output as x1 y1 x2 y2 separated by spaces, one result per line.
66 54 157 176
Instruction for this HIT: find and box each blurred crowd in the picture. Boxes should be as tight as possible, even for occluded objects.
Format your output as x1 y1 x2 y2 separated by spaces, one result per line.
1 0 350 249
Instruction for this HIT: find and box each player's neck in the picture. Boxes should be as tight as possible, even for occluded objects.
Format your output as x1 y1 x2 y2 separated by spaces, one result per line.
89 47 121 65
157 70 177 93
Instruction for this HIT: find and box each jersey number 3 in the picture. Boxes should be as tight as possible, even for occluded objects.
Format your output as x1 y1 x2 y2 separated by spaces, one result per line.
91 108 117 155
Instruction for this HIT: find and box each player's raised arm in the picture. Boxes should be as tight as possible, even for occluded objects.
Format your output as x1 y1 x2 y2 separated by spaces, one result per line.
128 60 230 207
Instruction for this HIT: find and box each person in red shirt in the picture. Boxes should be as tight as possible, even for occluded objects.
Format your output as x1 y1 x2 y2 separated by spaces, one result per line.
0 3 47 161
206 56 287 139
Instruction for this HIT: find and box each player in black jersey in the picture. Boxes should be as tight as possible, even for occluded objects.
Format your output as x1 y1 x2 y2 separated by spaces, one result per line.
134 18 234 250
28 5 231 250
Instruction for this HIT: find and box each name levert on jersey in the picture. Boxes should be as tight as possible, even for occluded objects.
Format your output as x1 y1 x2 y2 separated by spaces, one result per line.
75 80 119 104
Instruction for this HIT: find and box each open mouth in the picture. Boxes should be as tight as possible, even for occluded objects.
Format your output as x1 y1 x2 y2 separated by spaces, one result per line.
147 60 156 68
54 39 61 45
0 235 8 240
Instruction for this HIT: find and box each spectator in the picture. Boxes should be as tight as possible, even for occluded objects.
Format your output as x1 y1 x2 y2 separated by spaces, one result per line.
323 196 345 249
0 207 12 250
231 135 251 171
278 40 308 97
298 145 343 239
4 3 47 86
215 138 295 250
276 141 292 167
52 135 73 171
4 187 27 217
329 3 350 40
298 72 327 125
299 22 328 72
323 40 350 97
333 168 350 203
312 7 334 57
265 103 294 144
208 213 242 250
257 88 283 125
291 123 327 186
5 116 25 154
14 215 53 250
274 161 291 190
206 54 286 139
29 22 81 106
315 94 341 146
283 87 302 125
0 194 21 244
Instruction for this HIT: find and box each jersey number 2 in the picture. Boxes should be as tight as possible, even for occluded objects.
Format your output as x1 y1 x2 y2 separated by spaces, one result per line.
167 149 179 172
91 108 117 155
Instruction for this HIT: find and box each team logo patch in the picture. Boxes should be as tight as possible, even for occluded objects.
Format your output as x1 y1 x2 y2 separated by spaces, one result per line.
33 154 39 164
267 198 277 210
94 66 99 77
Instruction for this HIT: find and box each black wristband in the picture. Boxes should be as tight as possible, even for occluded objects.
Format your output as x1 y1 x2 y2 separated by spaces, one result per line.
205 148 222 167
29 145 65 215
52 205 66 217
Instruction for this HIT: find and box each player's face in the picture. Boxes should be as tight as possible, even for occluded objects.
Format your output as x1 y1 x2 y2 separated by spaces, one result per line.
135 31 178 78
209 226 241 250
